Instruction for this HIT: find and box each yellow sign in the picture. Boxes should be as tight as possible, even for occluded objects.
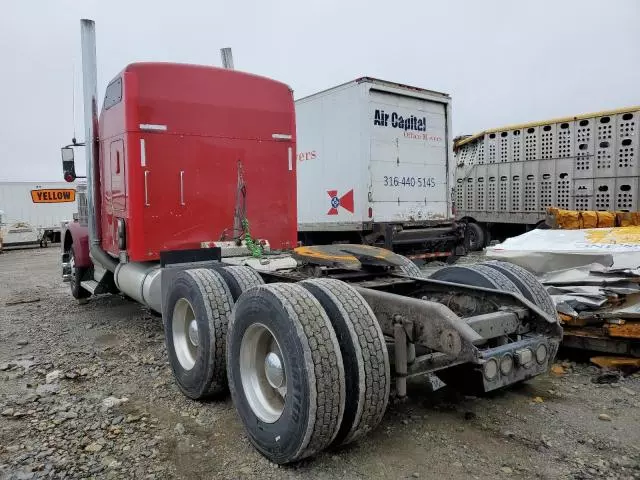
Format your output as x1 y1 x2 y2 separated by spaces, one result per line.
31 189 76 203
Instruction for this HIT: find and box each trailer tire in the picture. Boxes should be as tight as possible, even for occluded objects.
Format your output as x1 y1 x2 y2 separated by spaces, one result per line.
216 266 264 301
429 264 520 294
482 225 492 247
481 261 557 319
164 268 233 400
68 248 90 300
466 223 485 252
395 256 423 278
300 278 390 447
227 283 345 464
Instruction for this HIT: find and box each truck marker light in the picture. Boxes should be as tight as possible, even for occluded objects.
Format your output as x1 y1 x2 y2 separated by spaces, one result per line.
139 124 167 132
272 133 292 140
140 139 146 167
288 147 292 171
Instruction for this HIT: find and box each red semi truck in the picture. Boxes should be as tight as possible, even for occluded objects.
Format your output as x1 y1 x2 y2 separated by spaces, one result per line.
59 19 561 464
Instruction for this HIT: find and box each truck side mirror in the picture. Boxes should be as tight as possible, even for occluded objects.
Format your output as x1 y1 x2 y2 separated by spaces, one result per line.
61 147 76 182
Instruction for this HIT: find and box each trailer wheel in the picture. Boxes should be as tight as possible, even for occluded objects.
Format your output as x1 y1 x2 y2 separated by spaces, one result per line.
394 256 423 278
68 248 90 300
226 283 345 464
429 264 520 293
466 223 484 251
216 265 264 301
481 261 557 319
164 268 233 400
300 278 390 446
482 226 492 247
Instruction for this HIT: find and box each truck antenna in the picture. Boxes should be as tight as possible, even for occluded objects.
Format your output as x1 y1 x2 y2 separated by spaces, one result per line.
220 48 234 70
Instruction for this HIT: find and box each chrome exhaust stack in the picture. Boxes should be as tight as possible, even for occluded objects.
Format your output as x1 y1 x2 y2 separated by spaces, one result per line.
80 19 117 273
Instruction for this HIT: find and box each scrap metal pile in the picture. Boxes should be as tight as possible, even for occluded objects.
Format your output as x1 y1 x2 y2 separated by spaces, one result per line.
540 263 640 363
486 226 640 363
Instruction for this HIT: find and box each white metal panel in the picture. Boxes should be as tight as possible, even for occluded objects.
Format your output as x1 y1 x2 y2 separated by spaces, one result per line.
0 182 78 230
368 89 448 222
296 83 366 229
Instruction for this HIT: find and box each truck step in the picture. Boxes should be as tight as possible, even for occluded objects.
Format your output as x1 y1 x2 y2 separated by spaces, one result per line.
80 280 100 294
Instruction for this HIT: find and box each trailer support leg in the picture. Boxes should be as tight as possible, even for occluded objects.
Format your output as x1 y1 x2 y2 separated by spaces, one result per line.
394 322 408 398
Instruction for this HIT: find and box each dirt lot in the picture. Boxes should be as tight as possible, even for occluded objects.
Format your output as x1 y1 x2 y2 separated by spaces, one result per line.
0 248 639 480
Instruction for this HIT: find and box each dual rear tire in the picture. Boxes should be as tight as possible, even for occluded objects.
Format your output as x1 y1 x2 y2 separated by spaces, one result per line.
226 280 390 463
429 261 556 319
163 266 391 464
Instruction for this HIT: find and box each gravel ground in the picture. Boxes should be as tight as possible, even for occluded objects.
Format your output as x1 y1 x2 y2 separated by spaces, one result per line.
0 247 639 479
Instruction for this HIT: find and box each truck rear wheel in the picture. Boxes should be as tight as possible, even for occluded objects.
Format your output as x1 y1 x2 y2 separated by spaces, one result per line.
164 268 233 400
216 265 264 301
394 255 423 278
300 278 390 446
226 283 345 464
429 264 520 293
466 223 485 251
481 261 556 319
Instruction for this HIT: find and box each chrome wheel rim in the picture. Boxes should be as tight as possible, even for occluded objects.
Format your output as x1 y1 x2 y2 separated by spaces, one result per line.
240 323 286 423
172 298 199 370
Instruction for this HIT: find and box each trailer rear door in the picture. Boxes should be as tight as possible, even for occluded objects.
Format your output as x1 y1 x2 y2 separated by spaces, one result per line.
368 90 448 223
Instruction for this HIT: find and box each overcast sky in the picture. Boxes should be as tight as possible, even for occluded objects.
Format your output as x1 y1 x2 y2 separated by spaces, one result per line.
1 0 638 181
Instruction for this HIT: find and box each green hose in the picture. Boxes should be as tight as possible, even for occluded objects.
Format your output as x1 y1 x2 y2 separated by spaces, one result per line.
242 218 263 258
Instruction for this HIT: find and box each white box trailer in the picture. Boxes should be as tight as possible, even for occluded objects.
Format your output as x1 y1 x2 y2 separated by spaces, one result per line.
296 77 465 259
0 181 78 248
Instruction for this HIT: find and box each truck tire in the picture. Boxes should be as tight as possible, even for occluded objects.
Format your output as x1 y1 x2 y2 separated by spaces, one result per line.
481 261 557 319
216 266 264 301
164 268 233 400
429 264 520 294
466 223 484 252
69 248 90 300
482 226 492 247
395 256 423 278
226 283 345 464
299 278 390 447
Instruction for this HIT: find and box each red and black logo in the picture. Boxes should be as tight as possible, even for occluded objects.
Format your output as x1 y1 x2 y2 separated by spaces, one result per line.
327 189 354 215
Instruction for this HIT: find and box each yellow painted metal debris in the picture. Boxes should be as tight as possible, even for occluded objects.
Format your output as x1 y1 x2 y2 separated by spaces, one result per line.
590 356 640 369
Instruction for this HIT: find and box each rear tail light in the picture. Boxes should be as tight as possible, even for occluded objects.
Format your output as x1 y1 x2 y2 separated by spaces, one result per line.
500 354 514 375
535 344 548 364
483 359 498 380
368 207 373 218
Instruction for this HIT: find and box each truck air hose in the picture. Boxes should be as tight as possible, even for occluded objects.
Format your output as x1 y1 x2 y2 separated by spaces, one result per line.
242 218 263 258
